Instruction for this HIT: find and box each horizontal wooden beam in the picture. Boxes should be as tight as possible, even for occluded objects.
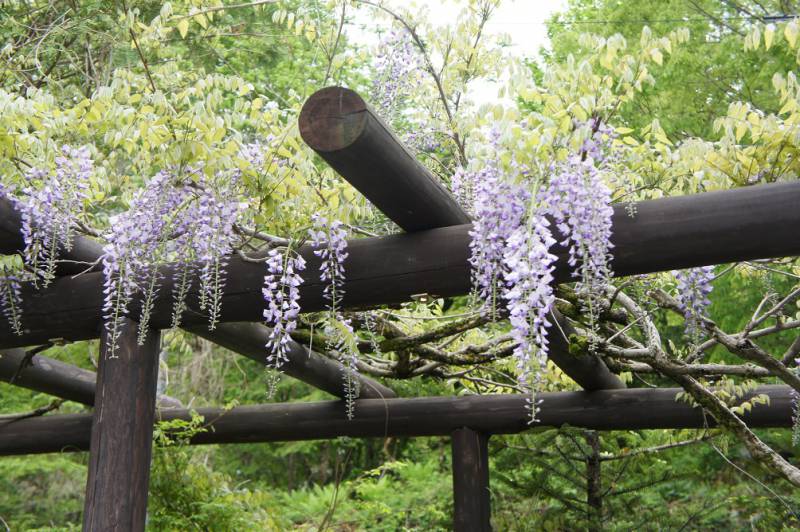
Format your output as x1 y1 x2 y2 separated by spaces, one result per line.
0 348 182 408
299 86 471 231
0 197 393 399
1 182 799 348
0 385 791 456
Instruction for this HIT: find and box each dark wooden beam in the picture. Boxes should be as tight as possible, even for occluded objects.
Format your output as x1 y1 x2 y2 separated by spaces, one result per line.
0 197 393 400
452 428 491 532
184 322 395 399
82 318 160 531
0 348 181 408
299 86 471 231
0 385 791 456
0 348 95 405
2 181 799 349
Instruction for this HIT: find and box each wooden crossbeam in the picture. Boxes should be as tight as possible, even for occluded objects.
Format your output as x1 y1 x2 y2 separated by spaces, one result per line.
1 181 798 352
0 348 182 408
0 385 791 456
0 197 394 400
0 348 96 405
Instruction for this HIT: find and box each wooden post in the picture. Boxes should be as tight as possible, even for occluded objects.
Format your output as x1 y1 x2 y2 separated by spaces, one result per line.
451 428 491 532
82 318 160 532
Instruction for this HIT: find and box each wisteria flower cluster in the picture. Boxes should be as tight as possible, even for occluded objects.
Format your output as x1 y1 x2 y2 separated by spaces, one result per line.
370 28 437 153
673 266 715 338
370 28 421 119
540 153 615 333
191 180 242 330
0 267 23 336
309 215 361 416
102 169 243 356
450 166 473 211
467 132 529 314
792 360 800 446
262 248 306 372
325 317 361 419
502 216 558 421
467 123 616 420
19 145 92 286
309 214 349 313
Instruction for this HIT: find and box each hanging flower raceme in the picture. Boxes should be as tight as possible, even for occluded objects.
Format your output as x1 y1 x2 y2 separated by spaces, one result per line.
539 153 614 333
502 214 558 422
309 214 349 312
467 140 529 314
309 215 361 417
190 174 243 330
370 28 421 118
0 267 23 335
450 166 474 212
262 248 306 372
102 169 243 355
0 185 24 335
325 317 361 420
673 266 715 337
19 145 92 286
792 359 800 447
101 171 180 355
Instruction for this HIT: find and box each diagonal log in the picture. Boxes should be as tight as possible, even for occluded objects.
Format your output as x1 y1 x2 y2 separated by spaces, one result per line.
0 348 182 408
0 385 792 456
0 197 394 399
299 86 471 231
1 182 800 348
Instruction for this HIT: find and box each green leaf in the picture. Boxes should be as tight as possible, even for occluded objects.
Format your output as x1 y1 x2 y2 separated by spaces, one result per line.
177 18 189 39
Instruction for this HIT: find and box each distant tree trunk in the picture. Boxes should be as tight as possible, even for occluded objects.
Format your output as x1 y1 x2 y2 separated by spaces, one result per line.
586 431 603 531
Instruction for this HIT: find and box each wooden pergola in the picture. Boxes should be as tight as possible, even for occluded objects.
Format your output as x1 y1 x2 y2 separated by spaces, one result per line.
1 86 799 531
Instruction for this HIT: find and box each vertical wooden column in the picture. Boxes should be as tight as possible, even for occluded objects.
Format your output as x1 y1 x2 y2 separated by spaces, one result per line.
83 318 160 531
451 428 491 532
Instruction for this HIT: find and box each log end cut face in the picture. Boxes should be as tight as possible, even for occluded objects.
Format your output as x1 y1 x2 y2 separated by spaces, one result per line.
299 86 368 152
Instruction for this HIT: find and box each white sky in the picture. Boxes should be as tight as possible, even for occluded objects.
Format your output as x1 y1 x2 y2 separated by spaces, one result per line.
349 0 569 103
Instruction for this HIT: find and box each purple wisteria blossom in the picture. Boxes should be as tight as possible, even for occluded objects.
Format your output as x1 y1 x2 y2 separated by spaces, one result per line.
0 268 23 335
102 168 243 354
191 177 242 330
20 145 92 286
502 215 558 422
539 152 614 331
324 317 360 420
309 214 349 312
792 360 800 446
262 248 306 373
370 28 437 153
371 28 421 118
450 166 474 212
468 133 529 313
673 266 715 337
102 171 179 354
309 215 362 416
